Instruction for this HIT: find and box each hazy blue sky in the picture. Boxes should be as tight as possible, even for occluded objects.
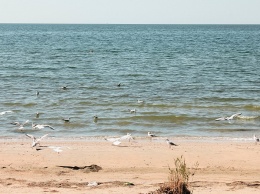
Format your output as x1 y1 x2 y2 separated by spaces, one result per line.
1 0 260 24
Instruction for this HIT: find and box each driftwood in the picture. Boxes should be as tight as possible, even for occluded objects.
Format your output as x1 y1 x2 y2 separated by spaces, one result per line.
57 164 102 172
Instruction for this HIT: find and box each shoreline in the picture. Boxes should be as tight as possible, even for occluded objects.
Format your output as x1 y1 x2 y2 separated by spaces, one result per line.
1 138 259 193
0 134 256 143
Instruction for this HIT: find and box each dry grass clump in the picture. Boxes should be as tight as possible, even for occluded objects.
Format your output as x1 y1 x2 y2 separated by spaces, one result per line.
149 156 198 194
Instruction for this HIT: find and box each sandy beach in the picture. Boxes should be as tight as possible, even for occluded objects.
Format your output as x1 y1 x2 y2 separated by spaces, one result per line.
0 137 259 194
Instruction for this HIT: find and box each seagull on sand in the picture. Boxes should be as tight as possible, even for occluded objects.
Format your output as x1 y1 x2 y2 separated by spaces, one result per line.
104 137 121 146
0 110 13 115
166 139 178 148
32 123 55 130
120 133 134 142
48 146 64 153
105 133 134 145
48 146 71 153
253 134 259 143
148 132 157 138
11 120 30 130
26 134 49 148
215 113 242 122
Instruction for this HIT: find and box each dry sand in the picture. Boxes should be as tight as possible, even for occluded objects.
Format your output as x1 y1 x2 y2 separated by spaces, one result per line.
0 137 259 193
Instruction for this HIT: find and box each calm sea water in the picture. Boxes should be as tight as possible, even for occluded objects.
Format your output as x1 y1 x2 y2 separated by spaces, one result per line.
0 24 259 140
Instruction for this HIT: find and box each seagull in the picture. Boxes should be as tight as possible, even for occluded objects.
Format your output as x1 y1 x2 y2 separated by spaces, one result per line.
148 132 157 138
253 134 259 143
128 109 136 114
120 133 134 142
61 86 68 90
0 110 13 115
48 146 71 153
62 117 70 123
166 139 178 148
35 112 40 118
137 100 144 104
48 146 63 153
11 120 30 130
215 113 242 122
26 134 48 148
32 123 55 130
112 140 121 146
36 91 39 97
104 137 121 146
93 115 98 123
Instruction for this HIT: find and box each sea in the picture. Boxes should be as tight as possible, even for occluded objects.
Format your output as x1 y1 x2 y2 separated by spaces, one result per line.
0 24 259 141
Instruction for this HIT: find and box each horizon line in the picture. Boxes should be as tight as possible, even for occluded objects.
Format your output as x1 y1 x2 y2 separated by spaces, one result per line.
0 22 260 25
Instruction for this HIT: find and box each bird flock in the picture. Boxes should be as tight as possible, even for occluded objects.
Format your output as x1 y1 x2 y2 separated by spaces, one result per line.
1 92 259 152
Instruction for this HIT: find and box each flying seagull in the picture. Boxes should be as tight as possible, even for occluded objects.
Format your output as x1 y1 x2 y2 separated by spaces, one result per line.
26 134 49 147
120 133 134 142
32 123 55 130
11 120 30 130
215 113 242 122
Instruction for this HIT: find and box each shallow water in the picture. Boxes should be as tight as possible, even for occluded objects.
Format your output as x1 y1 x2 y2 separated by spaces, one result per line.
0 24 259 139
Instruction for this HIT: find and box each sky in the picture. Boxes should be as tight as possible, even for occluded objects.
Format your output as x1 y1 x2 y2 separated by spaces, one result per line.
0 0 260 24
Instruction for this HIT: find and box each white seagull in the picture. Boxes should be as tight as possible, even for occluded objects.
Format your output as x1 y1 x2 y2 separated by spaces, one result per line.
11 120 30 130
166 139 178 148
120 133 134 142
104 137 121 146
26 134 49 147
32 123 55 130
0 110 13 115
128 109 136 114
48 146 63 153
148 132 157 138
137 100 144 104
48 146 71 153
105 133 134 145
215 113 242 122
253 134 259 143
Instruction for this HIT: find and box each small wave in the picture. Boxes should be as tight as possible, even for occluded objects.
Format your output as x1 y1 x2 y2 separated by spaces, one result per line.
133 115 197 123
204 128 255 133
244 105 260 111
237 115 259 120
